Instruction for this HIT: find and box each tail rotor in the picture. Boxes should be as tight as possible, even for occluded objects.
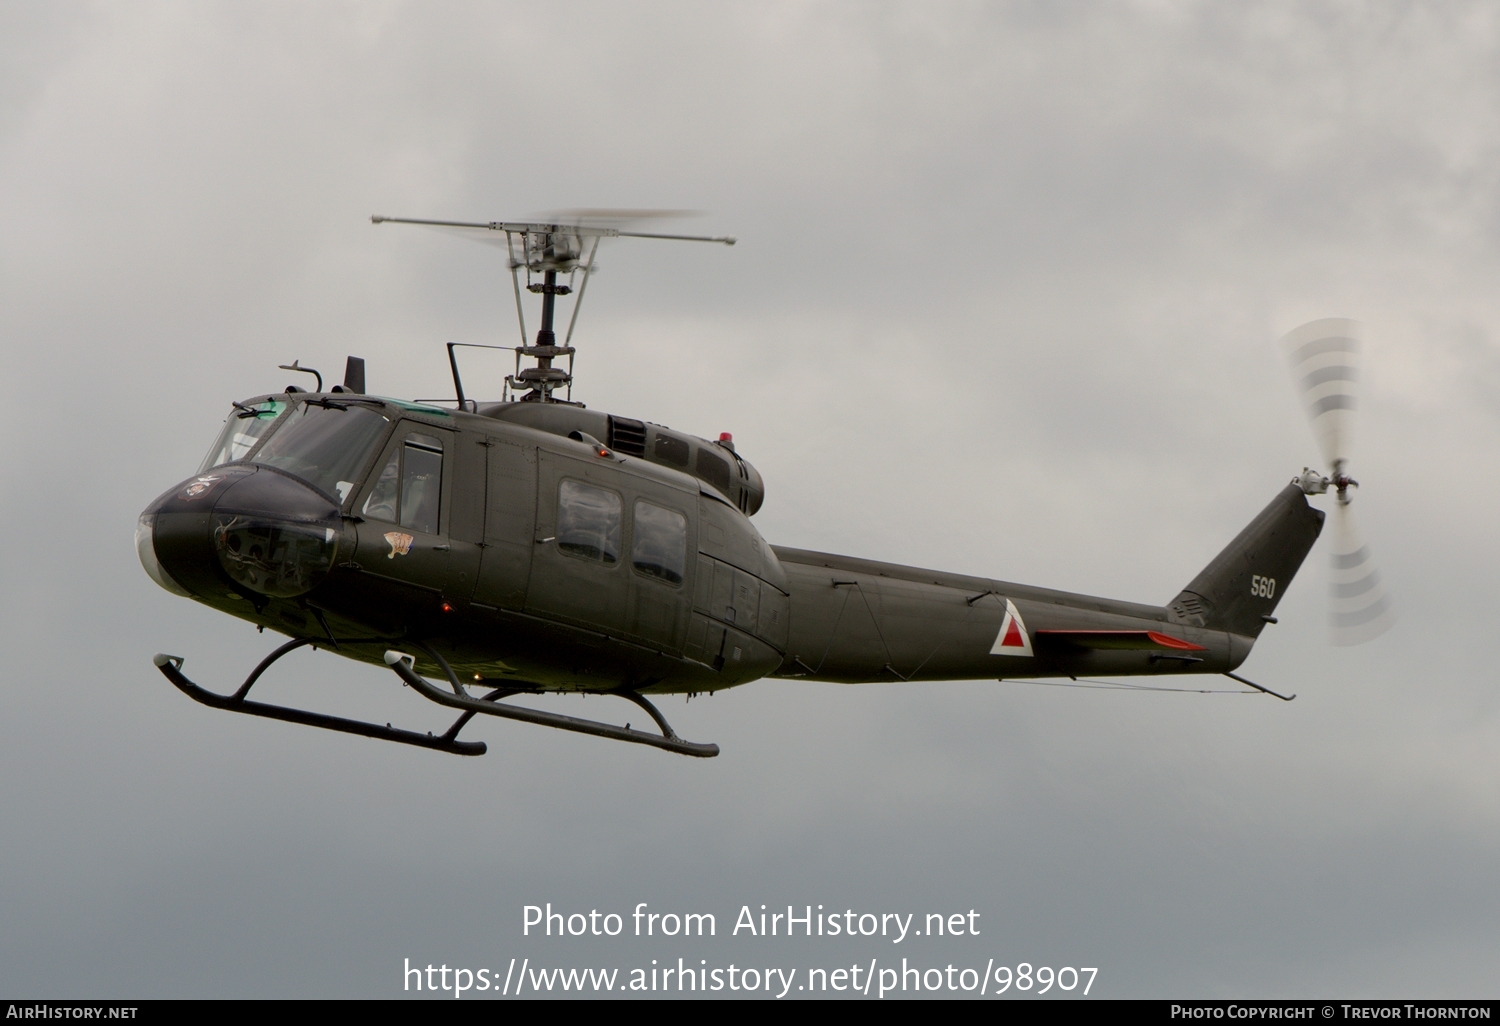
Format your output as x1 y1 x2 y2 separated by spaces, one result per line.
1327 501 1396 646
1279 318 1395 645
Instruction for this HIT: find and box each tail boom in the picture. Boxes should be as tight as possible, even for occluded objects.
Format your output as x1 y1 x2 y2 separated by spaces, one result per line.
769 483 1322 685
769 549 1231 684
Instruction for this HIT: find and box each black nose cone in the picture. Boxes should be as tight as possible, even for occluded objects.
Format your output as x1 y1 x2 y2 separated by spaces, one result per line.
141 466 342 601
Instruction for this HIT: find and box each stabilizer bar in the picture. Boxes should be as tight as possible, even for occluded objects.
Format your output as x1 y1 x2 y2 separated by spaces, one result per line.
154 642 486 756
386 644 720 758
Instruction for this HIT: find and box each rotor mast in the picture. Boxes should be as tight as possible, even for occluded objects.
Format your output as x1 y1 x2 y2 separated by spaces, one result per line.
371 214 735 403
516 258 576 401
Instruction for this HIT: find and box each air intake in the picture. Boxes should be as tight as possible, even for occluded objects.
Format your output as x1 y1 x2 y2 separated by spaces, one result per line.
607 416 647 457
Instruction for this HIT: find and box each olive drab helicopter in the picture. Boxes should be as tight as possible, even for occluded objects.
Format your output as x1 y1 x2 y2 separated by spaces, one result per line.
138 212 1395 758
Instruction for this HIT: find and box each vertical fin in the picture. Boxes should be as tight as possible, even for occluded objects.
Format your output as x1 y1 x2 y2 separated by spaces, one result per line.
1169 483 1324 638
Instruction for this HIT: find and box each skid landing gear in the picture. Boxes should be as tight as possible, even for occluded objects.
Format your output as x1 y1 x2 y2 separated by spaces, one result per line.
153 638 720 758
384 642 719 758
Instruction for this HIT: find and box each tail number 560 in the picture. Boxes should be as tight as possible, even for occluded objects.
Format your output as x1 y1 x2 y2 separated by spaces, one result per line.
1251 575 1276 599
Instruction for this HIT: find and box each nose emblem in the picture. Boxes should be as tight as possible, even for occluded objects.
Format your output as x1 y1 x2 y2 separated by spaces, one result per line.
384 531 414 559
180 475 223 500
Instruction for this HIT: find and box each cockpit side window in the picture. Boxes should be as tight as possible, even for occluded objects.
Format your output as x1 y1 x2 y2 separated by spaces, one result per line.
198 400 286 474
400 434 443 534
360 431 445 535
251 402 390 504
362 450 400 522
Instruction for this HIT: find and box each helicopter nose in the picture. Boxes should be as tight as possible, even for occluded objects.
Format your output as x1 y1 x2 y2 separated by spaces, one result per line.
139 466 342 601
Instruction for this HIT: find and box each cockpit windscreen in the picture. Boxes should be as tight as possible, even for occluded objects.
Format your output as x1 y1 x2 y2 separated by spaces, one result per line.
198 400 286 474
250 401 390 503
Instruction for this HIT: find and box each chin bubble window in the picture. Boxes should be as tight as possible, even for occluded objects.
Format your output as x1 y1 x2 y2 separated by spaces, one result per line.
631 501 686 585
556 480 621 564
362 432 444 535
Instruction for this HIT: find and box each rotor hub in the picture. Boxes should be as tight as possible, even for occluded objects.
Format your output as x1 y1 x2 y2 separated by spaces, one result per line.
372 212 733 404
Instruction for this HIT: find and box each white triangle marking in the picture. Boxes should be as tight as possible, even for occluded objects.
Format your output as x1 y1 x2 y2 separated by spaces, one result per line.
989 599 1034 657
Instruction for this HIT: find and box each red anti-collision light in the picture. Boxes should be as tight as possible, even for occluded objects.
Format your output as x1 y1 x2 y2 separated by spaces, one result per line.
719 432 733 443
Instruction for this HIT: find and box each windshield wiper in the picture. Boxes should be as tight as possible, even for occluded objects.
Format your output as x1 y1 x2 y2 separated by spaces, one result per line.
302 396 386 412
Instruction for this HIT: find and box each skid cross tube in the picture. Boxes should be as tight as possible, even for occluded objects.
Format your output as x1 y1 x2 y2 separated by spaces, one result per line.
386 643 720 758
153 641 487 756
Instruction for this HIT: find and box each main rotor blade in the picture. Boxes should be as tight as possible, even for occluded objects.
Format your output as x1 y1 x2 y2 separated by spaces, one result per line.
371 215 616 237
1328 503 1395 646
539 208 702 224
1280 318 1361 470
616 230 735 245
371 218 514 249
371 214 734 245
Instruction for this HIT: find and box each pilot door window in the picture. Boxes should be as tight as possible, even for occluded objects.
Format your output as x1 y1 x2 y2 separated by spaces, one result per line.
631 501 686 585
556 480 622 565
361 432 444 535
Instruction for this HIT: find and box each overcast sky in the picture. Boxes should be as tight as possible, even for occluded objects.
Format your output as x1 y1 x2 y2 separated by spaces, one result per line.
2 1 1498 999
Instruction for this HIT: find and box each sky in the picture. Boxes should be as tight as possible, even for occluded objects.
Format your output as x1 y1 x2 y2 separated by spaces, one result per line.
2 1 1498 999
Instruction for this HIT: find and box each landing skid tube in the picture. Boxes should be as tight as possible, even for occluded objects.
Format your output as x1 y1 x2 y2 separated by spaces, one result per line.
385 642 720 758
154 639 486 755
152 637 720 758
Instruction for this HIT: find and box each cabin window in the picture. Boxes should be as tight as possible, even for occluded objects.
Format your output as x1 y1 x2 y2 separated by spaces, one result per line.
632 501 687 585
556 480 621 564
361 431 444 534
199 400 286 473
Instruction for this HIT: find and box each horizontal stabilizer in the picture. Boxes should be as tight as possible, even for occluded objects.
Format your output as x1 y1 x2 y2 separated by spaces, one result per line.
1034 630 1207 652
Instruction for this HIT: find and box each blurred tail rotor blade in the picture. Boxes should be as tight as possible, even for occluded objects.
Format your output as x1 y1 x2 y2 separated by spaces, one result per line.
1280 318 1361 470
1328 503 1395 646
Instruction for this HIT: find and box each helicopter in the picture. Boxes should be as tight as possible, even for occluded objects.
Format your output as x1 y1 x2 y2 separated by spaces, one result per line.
138 213 1394 758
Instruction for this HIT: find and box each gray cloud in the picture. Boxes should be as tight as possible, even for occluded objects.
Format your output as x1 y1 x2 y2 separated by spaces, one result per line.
1 0 1498 998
